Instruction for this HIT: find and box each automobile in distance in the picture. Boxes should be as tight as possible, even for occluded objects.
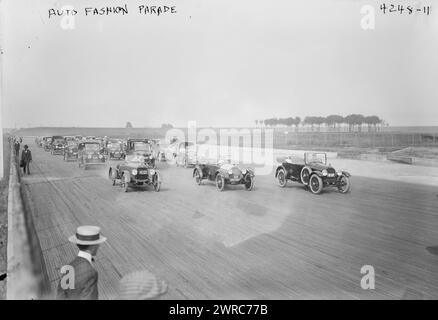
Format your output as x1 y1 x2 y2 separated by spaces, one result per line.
64 136 76 143
193 161 254 191
74 135 83 141
63 141 79 161
77 141 107 170
105 140 125 160
126 138 156 168
175 142 197 168
43 137 53 151
85 136 97 140
50 136 66 155
274 152 351 194
108 154 161 192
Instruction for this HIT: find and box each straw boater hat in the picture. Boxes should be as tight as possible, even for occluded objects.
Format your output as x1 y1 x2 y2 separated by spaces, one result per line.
69 226 107 245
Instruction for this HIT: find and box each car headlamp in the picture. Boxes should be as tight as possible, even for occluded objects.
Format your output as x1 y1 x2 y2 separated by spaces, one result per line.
322 169 328 176
99 154 103 159
337 171 342 176
132 169 138 175
228 170 233 175
241 168 247 174
149 169 155 175
87 154 92 159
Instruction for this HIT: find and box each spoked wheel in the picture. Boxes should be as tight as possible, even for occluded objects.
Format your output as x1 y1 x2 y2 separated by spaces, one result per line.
277 169 287 188
216 174 225 191
337 175 351 194
309 174 323 194
194 169 202 185
300 167 311 186
244 174 254 191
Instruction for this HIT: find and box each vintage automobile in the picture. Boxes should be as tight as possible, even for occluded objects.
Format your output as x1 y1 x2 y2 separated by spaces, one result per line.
43 137 53 151
75 135 83 141
63 141 79 161
126 139 156 168
64 136 76 143
274 152 351 194
77 141 107 169
193 161 254 191
175 142 197 168
105 140 125 160
50 136 66 155
108 154 161 192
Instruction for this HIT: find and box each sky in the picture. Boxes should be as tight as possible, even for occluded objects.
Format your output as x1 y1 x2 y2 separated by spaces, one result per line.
1 0 438 128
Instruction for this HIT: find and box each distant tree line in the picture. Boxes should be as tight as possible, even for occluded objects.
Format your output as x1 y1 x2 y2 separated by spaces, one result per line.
255 114 384 132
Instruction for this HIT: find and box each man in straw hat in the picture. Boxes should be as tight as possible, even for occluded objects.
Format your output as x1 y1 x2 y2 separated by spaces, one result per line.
56 226 107 300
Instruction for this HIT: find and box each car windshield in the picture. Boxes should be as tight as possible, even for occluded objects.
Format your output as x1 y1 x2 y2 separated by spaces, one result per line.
125 154 146 163
305 153 327 165
108 143 121 149
133 142 151 152
85 144 100 151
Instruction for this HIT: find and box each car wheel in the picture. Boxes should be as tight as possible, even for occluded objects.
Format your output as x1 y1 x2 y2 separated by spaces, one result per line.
300 167 311 186
309 174 323 194
153 173 161 192
244 174 254 191
216 174 225 191
194 169 202 185
337 175 351 194
277 169 287 188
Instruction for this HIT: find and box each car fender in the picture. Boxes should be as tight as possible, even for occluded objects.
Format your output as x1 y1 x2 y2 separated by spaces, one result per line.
275 165 286 177
245 168 255 177
193 165 203 178
341 171 351 178
311 170 324 178
216 168 228 178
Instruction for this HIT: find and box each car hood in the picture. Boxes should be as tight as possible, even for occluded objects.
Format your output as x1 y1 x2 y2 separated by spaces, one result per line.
122 162 149 170
307 163 335 172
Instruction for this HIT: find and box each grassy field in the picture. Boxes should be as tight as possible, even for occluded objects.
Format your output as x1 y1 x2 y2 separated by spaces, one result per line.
0 136 10 299
11 127 438 158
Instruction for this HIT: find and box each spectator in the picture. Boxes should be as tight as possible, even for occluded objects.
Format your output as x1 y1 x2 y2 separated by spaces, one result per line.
21 145 32 175
14 140 20 156
57 226 107 300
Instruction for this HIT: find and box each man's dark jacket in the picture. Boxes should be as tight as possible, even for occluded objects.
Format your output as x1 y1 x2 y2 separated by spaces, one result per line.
21 149 32 163
56 256 99 300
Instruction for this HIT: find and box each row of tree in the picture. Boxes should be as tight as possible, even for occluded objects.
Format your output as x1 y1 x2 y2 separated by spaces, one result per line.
256 114 384 132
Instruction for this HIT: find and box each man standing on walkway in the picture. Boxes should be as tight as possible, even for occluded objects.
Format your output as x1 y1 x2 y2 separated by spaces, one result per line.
56 226 107 300
21 145 32 175
14 139 20 157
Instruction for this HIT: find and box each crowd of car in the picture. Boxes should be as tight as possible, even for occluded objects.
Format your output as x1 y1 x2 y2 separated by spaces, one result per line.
34 135 351 195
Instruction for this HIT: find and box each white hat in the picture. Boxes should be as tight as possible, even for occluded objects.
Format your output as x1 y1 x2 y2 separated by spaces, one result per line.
69 226 107 245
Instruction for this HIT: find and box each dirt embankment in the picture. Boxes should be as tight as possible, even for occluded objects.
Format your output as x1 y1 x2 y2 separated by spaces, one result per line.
0 136 11 299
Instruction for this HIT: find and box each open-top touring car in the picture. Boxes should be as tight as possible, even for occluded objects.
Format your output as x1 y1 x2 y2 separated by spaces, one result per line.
77 141 107 169
275 152 351 194
108 154 161 192
193 161 254 191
